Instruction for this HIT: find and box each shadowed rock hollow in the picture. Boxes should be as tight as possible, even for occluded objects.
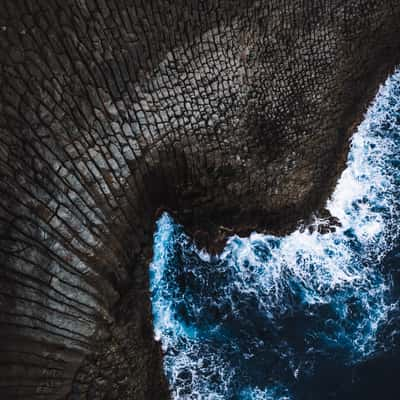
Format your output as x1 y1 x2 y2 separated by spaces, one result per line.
0 0 400 399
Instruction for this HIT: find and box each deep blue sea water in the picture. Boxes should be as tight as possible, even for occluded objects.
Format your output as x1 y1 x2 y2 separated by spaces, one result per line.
150 71 400 399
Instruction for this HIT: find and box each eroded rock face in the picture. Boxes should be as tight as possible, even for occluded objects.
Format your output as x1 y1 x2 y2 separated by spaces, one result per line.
0 1 400 398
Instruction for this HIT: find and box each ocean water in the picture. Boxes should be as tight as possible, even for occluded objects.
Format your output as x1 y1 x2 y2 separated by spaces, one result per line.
150 71 400 399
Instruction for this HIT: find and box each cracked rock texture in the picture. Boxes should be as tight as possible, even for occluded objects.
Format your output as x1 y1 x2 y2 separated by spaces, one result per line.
0 0 400 399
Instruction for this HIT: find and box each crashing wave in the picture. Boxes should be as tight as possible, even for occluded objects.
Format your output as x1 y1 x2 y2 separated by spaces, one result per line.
150 70 400 399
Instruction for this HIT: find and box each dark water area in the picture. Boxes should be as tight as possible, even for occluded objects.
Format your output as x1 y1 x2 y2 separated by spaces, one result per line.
150 71 400 399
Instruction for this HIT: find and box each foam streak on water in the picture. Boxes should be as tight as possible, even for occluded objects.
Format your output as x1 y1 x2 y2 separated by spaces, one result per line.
150 71 400 399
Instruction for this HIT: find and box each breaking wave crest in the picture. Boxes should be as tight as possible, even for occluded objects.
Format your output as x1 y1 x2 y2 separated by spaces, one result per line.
150 71 400 399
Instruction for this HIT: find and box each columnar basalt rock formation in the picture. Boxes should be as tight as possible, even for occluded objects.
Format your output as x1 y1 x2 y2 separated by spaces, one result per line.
0 1 400 399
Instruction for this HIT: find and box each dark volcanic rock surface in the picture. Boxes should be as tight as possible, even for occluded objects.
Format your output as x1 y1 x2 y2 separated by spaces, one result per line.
0 0 400 398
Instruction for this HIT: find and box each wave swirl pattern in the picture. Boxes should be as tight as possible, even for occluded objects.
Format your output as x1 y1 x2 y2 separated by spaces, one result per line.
150 71 400 399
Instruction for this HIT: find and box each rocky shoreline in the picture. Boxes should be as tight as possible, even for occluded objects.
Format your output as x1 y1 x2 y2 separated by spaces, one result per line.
1 1 400 399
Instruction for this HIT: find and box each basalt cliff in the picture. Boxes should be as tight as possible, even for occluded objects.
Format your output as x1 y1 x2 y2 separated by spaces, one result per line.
0 1 400 399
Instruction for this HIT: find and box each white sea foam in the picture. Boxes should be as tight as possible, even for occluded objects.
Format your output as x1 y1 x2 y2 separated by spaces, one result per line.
150 70 400 399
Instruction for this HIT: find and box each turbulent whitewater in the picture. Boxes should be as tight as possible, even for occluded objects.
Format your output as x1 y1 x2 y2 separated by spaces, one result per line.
150 71 400 399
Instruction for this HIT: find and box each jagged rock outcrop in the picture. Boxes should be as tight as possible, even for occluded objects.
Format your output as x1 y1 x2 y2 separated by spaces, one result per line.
0 1 400 398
